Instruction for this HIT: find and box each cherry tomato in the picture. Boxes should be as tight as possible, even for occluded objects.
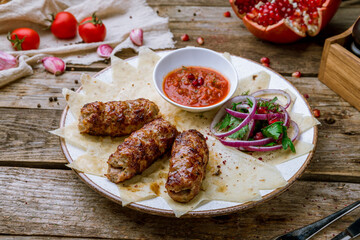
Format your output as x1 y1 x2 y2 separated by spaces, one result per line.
254 132 264 140
49 12 77 39
257 106 267 114
78 12 106 43
7 28 40 51
268 117 280 125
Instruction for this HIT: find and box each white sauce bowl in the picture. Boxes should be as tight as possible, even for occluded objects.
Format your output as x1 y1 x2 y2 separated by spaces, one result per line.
153 47 238 112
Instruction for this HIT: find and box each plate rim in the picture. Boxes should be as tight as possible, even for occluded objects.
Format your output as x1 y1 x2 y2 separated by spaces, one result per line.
59 50 318 218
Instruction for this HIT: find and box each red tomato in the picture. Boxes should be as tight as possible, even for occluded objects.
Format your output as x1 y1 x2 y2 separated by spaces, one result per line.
7 28 40 51
78 12 106 43
50 12 77 39
268 117 280 125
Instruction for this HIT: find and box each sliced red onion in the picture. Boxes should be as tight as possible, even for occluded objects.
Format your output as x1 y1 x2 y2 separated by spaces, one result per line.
220 136 274 147
97 44 113 58
226 108 284 121
251 89 291 109
279 106 290 127
244 119 255 140
235 104 250 110
244 120 299 152
210 96 257 138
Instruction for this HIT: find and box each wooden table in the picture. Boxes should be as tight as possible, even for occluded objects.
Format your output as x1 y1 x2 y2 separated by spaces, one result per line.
1 1 359 239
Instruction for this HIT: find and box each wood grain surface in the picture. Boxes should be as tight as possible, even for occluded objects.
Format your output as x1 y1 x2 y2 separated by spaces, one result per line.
1 0 360 239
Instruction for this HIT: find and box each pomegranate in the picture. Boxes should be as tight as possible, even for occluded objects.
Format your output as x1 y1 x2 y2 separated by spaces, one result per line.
229 0 341 43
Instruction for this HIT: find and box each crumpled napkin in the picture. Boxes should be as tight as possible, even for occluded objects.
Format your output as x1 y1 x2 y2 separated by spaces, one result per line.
0 0 175 87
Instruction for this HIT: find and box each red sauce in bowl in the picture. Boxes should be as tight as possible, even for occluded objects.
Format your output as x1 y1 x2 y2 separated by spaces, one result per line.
163 66 230 107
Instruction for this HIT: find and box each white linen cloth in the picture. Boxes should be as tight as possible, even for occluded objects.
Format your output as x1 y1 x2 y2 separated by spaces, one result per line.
0 0 175 87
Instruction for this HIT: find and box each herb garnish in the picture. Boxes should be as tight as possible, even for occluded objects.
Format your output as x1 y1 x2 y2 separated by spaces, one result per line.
261 121 295 152
216 102 249 140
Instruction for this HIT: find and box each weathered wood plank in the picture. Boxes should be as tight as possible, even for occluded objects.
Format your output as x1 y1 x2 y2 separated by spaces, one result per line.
0 167 359 239
66 5 360 75
0 108 65 168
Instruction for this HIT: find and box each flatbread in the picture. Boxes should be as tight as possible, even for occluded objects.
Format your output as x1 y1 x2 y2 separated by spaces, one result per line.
51 48 315 217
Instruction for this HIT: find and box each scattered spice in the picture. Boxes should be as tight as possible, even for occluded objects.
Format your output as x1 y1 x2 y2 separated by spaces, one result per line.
75 79 79 84
130 15 133 19
213 169 222 176
252 75 258 80
324 117 335 124
49 97 53 102
193 13 197 16
71 88 75 91
303 93 309 98
37 103 41 108
178 9 181 12
54 97 58 101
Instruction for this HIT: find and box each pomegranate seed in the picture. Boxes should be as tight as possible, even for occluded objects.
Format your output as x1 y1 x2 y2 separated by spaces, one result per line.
197 77 204 85
257 106 267 114
303 93 309 98
254 132 264 140
260 57 270 64
181 34 189 41
197 37 204 45
313 109 320 118
262 63 270 67
192 79 199 87
223 11 231 17
292 71 301 78
187 73 195 81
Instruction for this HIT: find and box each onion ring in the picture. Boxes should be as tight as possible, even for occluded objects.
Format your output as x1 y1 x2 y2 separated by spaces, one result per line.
219 136 274 147
210 96 256 138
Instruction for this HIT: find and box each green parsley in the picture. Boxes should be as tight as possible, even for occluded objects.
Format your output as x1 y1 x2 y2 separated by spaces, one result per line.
261 121 295 152
281 125 296 152
261 121 283 140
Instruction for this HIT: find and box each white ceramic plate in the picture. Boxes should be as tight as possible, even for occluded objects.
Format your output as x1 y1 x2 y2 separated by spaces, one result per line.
60 50 317 217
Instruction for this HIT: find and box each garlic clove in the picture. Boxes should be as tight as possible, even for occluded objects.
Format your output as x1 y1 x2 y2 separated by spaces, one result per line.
97 44 113 58
42 57 66 76
130 28 143 46
0 51 18 71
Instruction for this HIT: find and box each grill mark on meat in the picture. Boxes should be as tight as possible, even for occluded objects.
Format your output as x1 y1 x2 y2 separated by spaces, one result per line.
78 98 159 137
106 118 178 183
166 129 209 203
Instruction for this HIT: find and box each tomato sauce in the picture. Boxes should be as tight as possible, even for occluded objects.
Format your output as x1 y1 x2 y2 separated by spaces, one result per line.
163 66 230 107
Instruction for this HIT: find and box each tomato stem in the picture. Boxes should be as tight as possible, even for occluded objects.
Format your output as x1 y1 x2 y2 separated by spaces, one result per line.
80 12 103 26
44 13 55 30
7 33 25 51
